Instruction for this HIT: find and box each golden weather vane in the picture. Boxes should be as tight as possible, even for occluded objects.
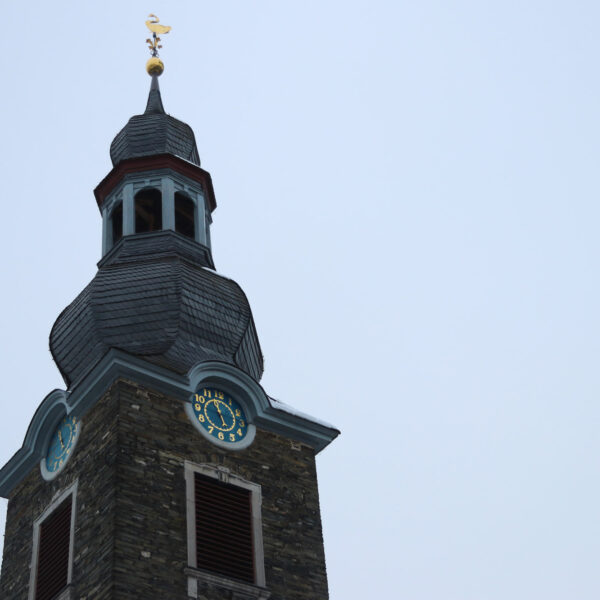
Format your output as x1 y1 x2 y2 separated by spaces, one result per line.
145 14 172 76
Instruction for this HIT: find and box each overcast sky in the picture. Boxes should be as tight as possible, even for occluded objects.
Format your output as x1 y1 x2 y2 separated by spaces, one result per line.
2 2 600 598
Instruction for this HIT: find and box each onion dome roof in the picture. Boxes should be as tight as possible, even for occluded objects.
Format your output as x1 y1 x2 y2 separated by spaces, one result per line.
109 76 200 167
50 233 264 387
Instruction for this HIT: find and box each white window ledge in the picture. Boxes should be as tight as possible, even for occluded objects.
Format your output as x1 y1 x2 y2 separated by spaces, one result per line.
185 567 271 599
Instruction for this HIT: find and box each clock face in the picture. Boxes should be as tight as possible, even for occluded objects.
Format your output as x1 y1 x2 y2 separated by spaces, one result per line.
192 387 249 444
45 415 81 475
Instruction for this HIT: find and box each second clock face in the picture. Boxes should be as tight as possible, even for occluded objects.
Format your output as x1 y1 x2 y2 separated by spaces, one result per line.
192 387 248 444
45 415 80 474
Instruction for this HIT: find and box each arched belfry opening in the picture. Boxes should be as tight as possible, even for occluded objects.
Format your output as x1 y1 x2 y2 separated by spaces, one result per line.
175 192 195 240
111 201 123 245
135 188 162 233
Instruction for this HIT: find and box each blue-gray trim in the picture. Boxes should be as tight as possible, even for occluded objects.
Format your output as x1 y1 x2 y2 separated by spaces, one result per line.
0 351 339 498
100 167 211 255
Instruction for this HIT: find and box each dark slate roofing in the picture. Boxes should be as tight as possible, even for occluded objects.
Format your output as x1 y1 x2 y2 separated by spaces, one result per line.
50 232 264 387
110 76 201 167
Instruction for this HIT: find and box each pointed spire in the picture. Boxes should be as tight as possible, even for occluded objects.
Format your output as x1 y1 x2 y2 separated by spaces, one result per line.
145 75 165 115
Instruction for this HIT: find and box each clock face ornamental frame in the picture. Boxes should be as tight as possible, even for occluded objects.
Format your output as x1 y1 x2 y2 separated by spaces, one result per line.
40 415 82 481
186 386 256 450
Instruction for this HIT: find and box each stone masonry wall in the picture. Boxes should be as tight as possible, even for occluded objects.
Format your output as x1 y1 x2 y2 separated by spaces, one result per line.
0 384 119 600
113 378 330 600
0 377 330 599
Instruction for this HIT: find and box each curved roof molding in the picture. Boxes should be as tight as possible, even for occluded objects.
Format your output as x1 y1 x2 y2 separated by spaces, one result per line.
188 361 270 421
0 389 69 497
0 351 339 498
187 361 339 450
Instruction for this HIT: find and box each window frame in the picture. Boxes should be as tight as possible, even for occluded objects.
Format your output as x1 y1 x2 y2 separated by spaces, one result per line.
28 481 78 600
184 462 265 591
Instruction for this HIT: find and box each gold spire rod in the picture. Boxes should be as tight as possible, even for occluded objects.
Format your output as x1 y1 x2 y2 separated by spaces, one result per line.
145 14 171 76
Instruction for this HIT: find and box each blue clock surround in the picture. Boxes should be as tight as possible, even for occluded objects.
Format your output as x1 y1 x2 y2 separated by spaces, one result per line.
40 414 82 481
185 391 256 450
190 386 251 445
185 365 258 451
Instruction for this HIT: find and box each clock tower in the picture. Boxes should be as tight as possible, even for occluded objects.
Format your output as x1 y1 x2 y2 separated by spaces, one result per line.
0 28 338 600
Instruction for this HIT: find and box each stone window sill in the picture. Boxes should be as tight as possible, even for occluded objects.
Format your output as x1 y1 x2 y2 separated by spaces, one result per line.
185 566 271 599
53 585 72 600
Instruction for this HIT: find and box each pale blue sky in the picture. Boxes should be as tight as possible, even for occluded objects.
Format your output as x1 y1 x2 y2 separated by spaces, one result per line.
1 2 600 598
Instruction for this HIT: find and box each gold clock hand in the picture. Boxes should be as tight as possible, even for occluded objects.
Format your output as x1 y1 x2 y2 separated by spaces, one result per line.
215 402 227 427
58 430 65 450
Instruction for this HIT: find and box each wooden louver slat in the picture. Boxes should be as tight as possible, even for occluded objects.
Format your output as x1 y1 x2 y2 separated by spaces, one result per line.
36 497 72 600
195 474 254 583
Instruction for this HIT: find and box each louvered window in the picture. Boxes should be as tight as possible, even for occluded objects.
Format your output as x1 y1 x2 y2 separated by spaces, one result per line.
195 473 255 583
185 463 266 591
35 496 72 600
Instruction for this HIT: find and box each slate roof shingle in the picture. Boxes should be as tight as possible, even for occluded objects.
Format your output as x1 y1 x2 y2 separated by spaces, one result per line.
109 76 201 168
49 232 264 388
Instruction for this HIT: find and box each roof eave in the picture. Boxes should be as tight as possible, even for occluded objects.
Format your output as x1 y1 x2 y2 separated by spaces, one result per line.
94 154 217 213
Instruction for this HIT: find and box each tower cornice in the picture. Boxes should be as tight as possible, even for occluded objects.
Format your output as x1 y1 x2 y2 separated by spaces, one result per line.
0 351 340 498
94 153 217 213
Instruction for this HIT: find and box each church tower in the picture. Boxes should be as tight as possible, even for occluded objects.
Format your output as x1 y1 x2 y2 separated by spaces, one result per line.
0 23 338 600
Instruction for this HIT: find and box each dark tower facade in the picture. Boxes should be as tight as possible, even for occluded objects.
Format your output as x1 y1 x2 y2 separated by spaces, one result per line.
0 65 338 600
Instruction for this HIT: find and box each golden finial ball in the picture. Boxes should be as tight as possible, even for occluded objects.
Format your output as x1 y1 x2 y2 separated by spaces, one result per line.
146 57 164 76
